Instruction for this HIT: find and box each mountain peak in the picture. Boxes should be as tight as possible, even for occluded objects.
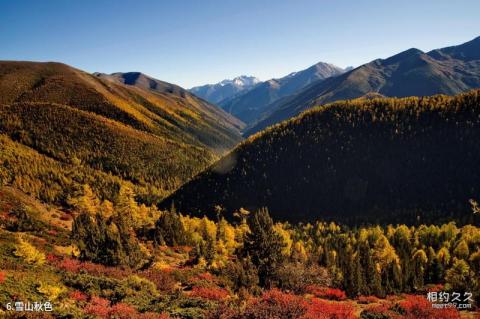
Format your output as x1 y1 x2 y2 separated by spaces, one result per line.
220 75 261 87
383 47 424 64
190 76 261 104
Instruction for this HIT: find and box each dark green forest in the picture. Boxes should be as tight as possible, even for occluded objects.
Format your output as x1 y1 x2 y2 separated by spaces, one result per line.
163 90 480 225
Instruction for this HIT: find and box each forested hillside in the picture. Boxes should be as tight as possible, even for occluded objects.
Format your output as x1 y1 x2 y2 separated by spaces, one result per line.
0 61 243 205
162 90 480 225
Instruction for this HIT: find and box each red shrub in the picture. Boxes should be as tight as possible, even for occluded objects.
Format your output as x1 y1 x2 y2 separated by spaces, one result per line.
83 296 170 319
58 258 81 272
56 257 131 279
398 295 460 319
69 290 88 302
0 271 6 284
208 289 356 319
305 286 347 301
191 286 230 301
46 253 60 263
243 289 307 318
138 313 171 319
302 298 356 319
84 296 110 318
109 303 138 319
207 303 239 319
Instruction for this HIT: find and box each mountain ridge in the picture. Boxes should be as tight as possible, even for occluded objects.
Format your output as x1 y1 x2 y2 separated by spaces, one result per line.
245 36 480 136
218 62 344 125
189 75 260 105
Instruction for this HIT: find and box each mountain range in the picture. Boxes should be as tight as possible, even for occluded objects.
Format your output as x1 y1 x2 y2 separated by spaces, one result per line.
1 36 480 223
245 36 480 135
217 62 344 125
189 75 260 104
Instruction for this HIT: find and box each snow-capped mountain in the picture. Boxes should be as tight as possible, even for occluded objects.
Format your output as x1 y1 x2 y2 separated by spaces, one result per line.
190 76 260 104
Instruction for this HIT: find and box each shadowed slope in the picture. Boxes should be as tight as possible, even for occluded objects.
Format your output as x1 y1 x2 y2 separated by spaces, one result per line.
161 90 480 225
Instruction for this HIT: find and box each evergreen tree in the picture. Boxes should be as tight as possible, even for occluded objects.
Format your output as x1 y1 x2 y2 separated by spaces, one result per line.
72 212 146 268
154 209 187 246
243 207 285 288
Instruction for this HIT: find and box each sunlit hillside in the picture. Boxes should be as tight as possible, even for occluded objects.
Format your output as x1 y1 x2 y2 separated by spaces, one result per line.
0 61 244 204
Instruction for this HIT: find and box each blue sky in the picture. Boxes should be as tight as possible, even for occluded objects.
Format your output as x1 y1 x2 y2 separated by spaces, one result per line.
1 0 479 88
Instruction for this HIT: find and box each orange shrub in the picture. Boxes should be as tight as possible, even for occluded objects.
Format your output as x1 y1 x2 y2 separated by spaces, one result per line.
305 286 347 301
243 289 307 318
69 290 88 302
56 257 131 279
83 296 170 319
303 298 356 319
191 286 230 301
398 295 460 319
84 296 110 318
208 289 357 319
109 303 138 319
0 271 6 284
57 257 81 272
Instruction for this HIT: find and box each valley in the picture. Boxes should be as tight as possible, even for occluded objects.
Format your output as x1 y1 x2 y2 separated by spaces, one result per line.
1 35 480 319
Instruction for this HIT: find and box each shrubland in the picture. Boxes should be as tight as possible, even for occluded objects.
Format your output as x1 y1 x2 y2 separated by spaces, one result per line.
1 185 479 318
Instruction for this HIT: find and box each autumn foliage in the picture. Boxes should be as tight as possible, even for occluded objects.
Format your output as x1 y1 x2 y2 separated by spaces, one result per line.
56 257 132 279
303 298 355 319
209 289 355 319
69 290 88 302
84 296 170 319
305 286 347 301
191 286 230 301
398 295 461 319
